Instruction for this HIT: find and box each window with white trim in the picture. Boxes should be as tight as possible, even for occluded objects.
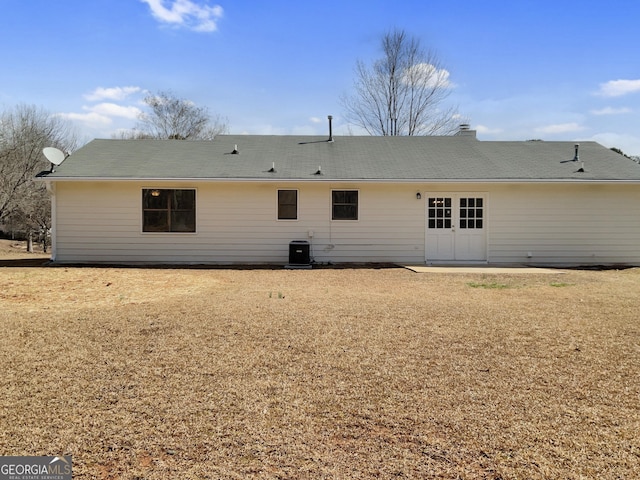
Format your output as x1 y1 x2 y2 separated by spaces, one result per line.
277 189 298 220
142 189 196 232
332 190 358 220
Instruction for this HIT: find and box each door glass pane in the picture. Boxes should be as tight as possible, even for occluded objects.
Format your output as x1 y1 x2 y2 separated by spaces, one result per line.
459 197 484 230
429 197 453 229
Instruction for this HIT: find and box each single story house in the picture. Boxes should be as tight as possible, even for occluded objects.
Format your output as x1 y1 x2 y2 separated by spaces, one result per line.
37 129 640 266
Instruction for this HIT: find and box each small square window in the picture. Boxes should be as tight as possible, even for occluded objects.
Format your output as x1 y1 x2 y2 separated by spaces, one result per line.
332 190 358 220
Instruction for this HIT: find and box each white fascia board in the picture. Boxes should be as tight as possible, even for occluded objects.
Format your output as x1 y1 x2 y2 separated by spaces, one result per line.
36 176 640 184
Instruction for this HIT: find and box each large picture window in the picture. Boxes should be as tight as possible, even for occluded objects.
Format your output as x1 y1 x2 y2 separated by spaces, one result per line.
278 189 298 220
142 189 196 232
332 190 358 220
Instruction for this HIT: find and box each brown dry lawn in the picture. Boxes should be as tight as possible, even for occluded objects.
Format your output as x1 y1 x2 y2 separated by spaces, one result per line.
0 240 638 479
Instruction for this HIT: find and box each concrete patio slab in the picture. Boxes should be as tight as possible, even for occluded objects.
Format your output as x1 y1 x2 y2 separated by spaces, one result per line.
402 265 565 274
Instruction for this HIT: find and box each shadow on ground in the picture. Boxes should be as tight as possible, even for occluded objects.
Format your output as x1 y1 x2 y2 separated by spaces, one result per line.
0 258 51 267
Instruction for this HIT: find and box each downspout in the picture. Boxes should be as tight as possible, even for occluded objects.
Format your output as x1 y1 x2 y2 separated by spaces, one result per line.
45 181 56 261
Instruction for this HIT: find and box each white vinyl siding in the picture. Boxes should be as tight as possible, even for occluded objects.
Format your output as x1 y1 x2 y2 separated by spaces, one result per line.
488 183 640 266
51 180 640 266
52 182 426 264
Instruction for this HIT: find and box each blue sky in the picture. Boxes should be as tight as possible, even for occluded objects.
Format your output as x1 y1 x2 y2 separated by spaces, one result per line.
2 0 640 154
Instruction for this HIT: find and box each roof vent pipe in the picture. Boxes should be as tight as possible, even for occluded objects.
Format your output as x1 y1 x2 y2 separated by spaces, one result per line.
328 115 334 142
574 144 579 161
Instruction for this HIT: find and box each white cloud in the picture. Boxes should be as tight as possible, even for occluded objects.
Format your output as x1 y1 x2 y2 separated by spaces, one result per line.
597 79 640 97
590 106 632 116
475 124 503 135
86 103 142 120
56 112 112 127
535 122 586 135
57 96 142 136
309 117 323 124
141 0 223 32
84 86 142 102
403 63 452 89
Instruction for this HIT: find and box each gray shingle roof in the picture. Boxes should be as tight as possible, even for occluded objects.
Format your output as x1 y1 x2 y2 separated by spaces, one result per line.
40 135 640 182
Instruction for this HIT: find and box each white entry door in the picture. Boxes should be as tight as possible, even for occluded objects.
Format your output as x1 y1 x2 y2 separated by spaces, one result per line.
425 194 487 262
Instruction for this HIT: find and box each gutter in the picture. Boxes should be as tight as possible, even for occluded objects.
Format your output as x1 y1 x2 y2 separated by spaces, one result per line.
34 176 640 184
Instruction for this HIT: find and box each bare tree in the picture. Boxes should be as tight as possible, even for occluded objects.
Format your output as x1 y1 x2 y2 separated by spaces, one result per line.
0 104 77 246
5 184 51 251
126 90 229 140
342 29 462 136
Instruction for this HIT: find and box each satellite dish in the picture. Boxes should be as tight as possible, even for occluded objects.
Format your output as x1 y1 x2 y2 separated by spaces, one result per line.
43 147 66 166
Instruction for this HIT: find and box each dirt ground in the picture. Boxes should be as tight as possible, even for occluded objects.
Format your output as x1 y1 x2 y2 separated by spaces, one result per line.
0 239 50 265
0 240 638 479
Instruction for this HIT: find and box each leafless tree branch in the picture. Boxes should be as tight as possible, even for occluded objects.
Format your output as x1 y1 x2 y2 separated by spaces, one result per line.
119 90 229 140
341 29 464 136
0 105 77 233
